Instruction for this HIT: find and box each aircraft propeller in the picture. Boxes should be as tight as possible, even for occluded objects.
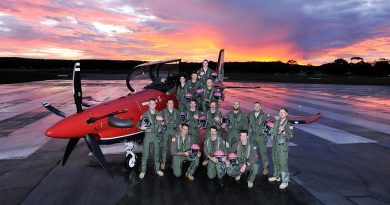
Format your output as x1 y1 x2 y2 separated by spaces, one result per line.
43 62 113 177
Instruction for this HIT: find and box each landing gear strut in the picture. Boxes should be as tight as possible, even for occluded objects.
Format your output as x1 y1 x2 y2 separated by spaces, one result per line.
125 141 136 170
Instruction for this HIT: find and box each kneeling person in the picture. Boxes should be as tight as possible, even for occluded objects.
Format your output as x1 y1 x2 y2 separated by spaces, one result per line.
226 130 259 188
171 123 201 181
203 126 227 180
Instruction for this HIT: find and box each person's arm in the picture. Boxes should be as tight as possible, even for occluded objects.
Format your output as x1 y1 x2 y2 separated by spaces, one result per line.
203 140 212 160
282 123 294 139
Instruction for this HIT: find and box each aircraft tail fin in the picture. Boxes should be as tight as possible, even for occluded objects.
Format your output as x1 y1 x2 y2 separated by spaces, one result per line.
215 49 224 82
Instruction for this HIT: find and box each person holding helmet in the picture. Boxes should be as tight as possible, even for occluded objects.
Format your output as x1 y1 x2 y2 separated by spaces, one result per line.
203 126 227 181
205 101 222 131
186 72 202 108
268 108 294 190
137 99 164 179
160 99 180 170
226 130 259 188
200 78 217 112
222 100 248 151
185 99 200 144
171 123 200 181
248 101 272 176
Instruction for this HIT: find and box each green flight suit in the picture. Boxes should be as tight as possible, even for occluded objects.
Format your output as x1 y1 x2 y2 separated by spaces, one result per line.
201 86 216 113
171 133 199 177
197 67 213 86
248 110 271 171
161 108 180 166
185 80 201 111
203 136 227 179
226 142 259 183
185 109 200 144
225 110 248 150
272 119 293 183
176 84 187 112
206 109 222 131
138 110 162 173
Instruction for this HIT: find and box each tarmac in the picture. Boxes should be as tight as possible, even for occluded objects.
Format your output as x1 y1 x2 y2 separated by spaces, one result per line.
0 78 389 205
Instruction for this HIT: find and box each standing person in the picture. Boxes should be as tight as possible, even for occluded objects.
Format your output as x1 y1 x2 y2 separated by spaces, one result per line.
197 59 213 86
222 100 247 150
226 130 259 188
176 75 187 112
268 108 293 190
160 99 180 170
171 123 201 181
185 99 200 144
186 72 202 101
201 78 217 113
205 101 222 131
248 101 271 176
138 99 164 179
203 126 227 181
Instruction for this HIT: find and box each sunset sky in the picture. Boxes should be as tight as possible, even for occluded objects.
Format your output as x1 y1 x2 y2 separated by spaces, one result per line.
0 0 389 65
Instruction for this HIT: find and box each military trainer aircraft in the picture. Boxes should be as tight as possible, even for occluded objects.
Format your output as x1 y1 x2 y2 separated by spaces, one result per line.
42 49 321 177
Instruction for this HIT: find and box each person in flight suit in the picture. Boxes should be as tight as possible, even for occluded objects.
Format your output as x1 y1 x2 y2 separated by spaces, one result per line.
176 75 188 112
200 78 217 113
248 101 272 176
222 100 248 151
160 99 180 170
171 123 201 181
226 130 259 188
197 59 213 86
138 99 164 179
186 72 202 108
268 108 294 190
185 99 200 144
203 126 227 180
205 101 222 131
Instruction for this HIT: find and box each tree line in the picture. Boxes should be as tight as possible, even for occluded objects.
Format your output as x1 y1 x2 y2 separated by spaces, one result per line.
0 57 388 77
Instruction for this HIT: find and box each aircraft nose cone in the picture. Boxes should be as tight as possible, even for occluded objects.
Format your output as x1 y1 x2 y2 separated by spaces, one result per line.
45 112 95 138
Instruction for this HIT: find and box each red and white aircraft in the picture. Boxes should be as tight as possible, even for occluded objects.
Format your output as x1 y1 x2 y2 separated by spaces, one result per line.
43 49 320 176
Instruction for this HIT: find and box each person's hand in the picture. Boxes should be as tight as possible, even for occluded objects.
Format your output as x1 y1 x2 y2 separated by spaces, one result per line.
278 126 284 133
160 121 165 126
156 116 163 121
266 121 274 128
212 157 218 163
225 160 230 166
140 125 147 131
221 123 227 129
197 152 201 157
214 116 220 123
240 164 247 173
184 151 190 157
194 114 199 120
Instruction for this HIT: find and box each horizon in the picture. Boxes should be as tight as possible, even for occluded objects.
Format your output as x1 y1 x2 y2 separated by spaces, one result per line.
0 1 389 65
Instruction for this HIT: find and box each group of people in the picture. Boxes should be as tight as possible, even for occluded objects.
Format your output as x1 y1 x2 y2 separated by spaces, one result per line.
137 60 294 190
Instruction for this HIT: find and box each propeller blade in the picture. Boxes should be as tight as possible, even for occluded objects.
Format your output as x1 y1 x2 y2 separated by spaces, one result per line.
73 62 83 113
85 135 113 177
42 102 66 118
62 138 80 166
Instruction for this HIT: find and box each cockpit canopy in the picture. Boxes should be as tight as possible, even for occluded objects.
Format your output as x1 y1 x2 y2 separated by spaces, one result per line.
126 59 182 93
